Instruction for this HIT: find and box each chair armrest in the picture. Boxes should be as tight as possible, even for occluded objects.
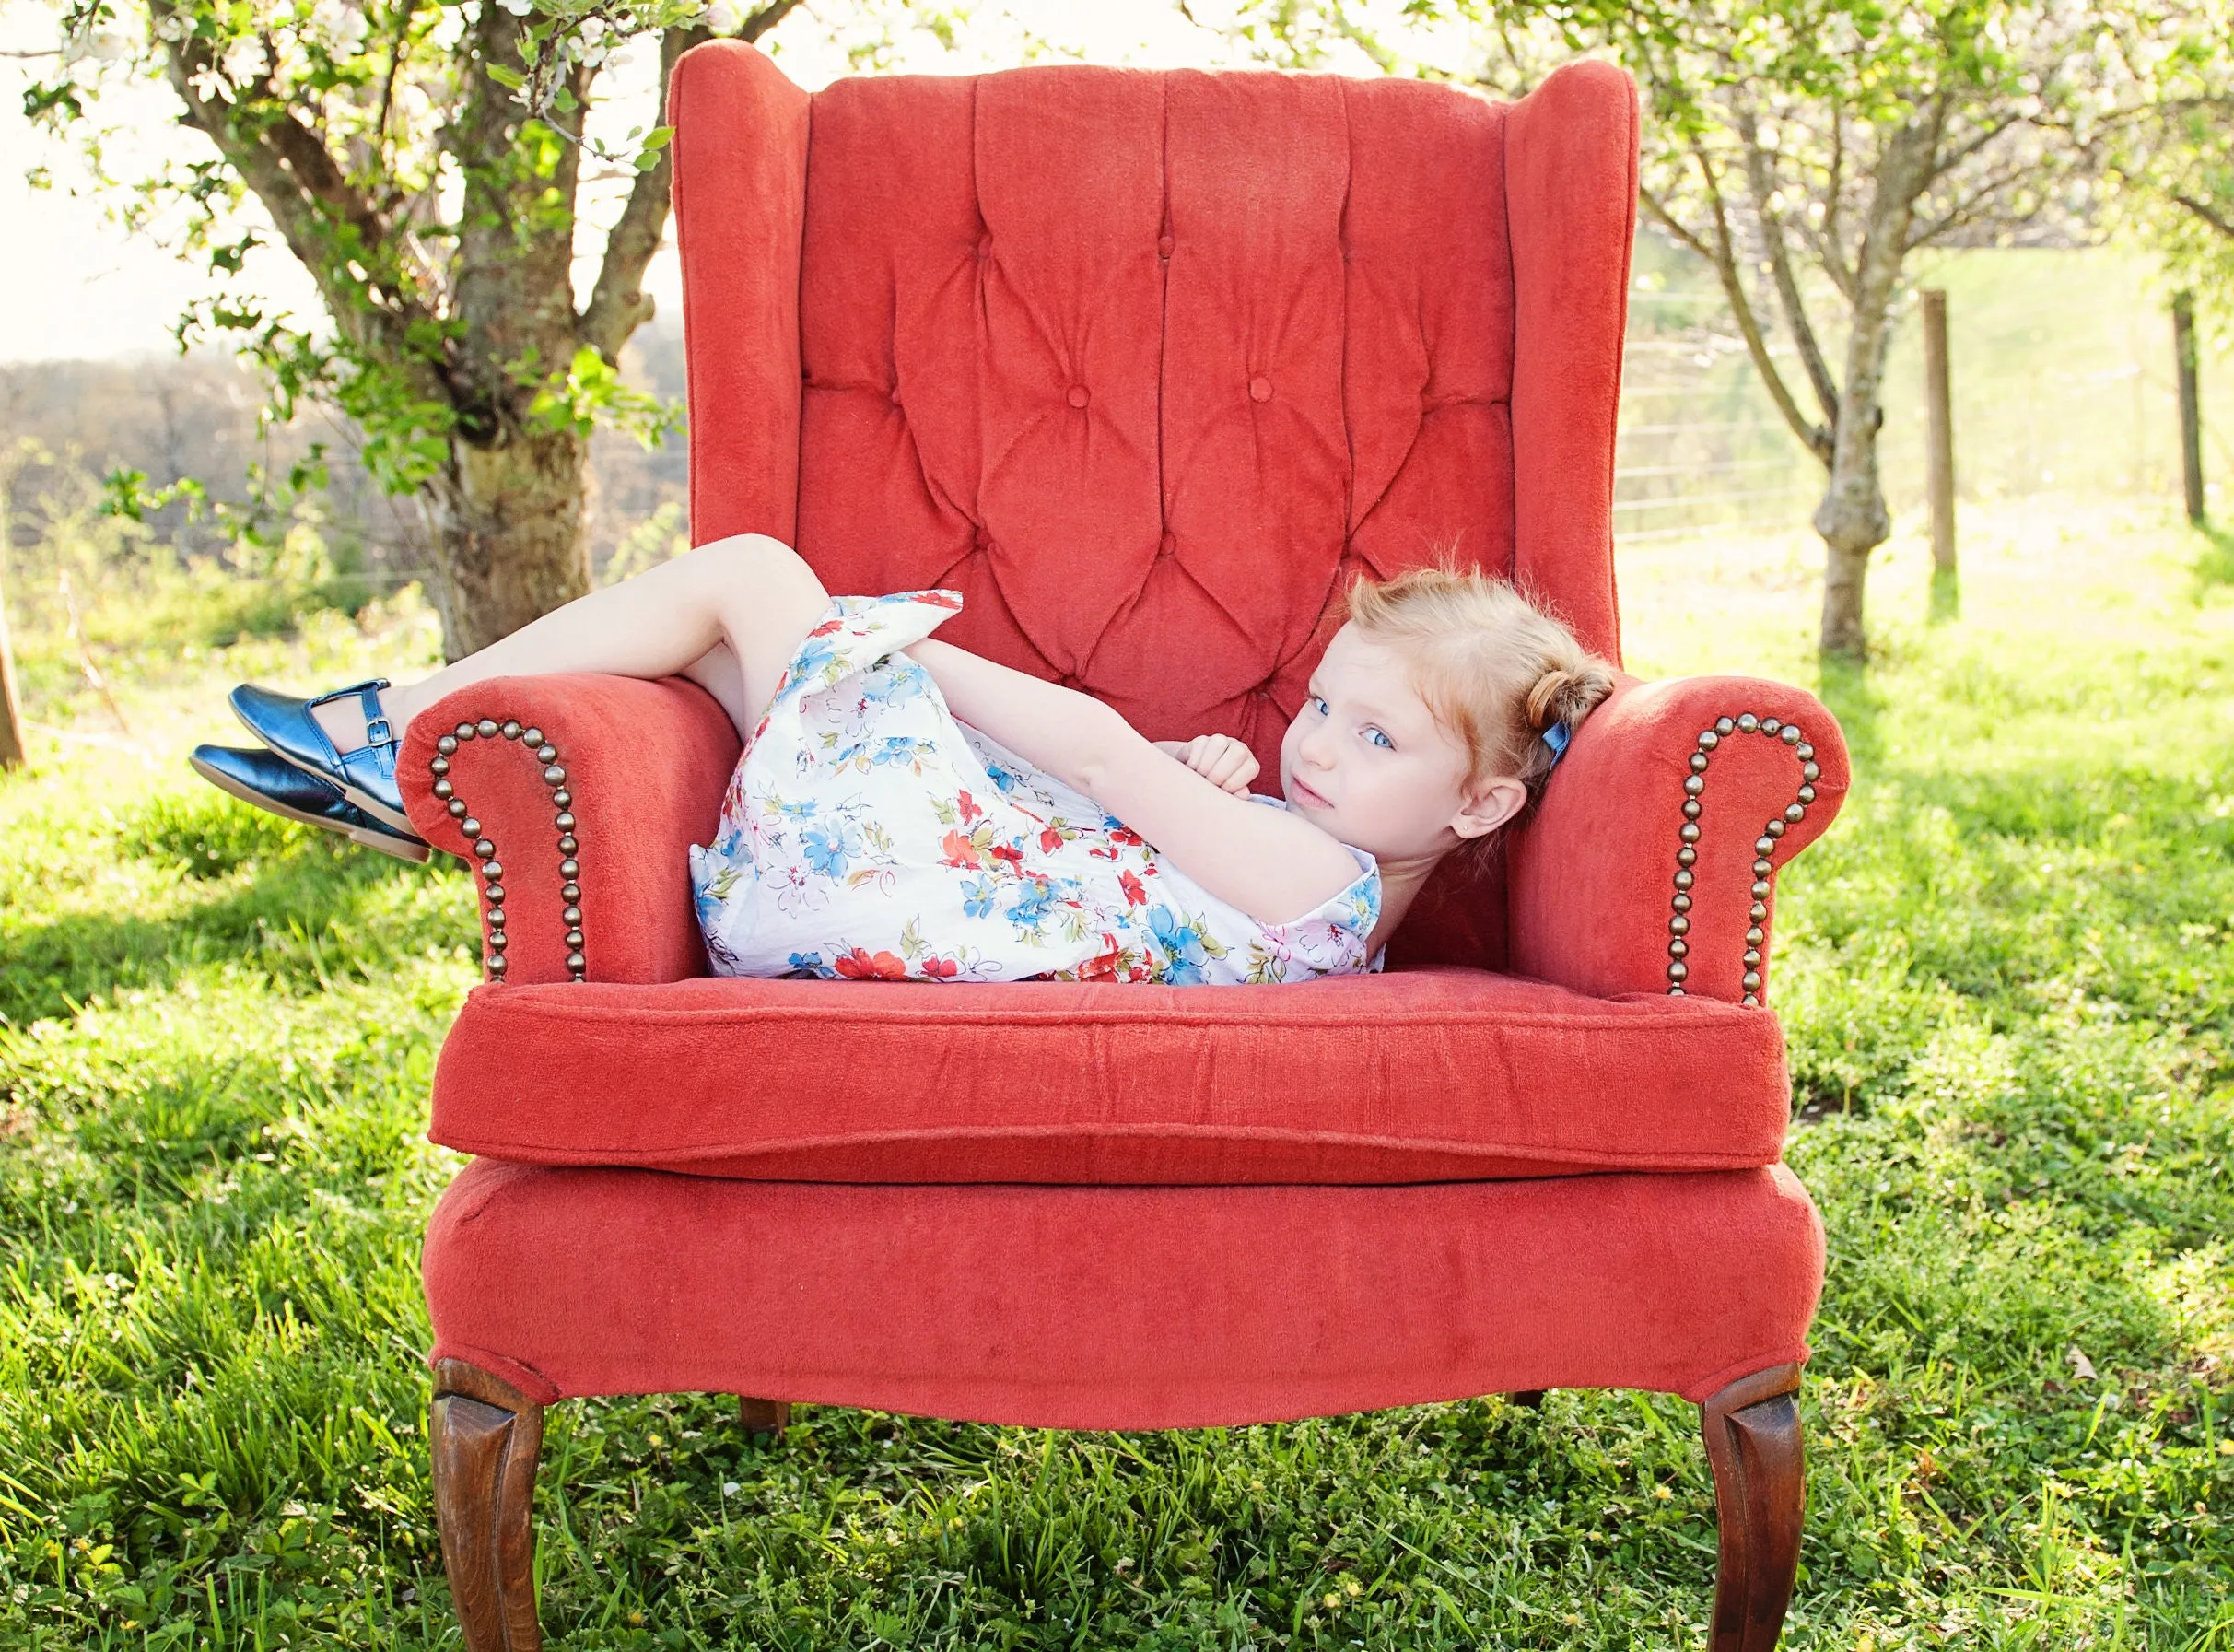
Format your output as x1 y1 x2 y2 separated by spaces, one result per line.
1506 675 1849 1006
400 675 743 986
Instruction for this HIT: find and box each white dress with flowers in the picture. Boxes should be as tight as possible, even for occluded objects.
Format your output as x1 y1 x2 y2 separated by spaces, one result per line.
688 590 1386 986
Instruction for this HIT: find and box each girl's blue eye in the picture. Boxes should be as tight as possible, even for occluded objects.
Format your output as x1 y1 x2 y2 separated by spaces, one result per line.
1311 696 1394 750
1368 729 1394 750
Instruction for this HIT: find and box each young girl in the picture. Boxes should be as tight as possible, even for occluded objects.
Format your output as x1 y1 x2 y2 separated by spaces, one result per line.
193 535 1616 986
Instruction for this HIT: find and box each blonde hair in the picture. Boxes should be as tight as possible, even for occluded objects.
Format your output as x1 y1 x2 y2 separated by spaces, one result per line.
1342 561 1617 879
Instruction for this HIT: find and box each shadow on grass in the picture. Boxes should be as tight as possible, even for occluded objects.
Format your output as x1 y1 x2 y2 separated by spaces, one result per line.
1813 650 1889 774
1928 565 1960 624
2192 517 2234 596
0 848 465 1027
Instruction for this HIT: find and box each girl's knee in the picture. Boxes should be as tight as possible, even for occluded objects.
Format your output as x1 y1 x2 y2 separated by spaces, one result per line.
685 533 813 592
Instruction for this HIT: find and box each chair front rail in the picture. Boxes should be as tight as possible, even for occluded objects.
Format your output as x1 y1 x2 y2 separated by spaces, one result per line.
425 1359 1806 1651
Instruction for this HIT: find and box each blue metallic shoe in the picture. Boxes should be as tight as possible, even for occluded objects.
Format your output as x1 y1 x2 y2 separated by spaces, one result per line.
229 677 414 837
189 744 433 864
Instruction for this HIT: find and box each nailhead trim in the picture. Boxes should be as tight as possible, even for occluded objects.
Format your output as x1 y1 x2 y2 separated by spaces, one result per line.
430 719 585 983
1667 715 1816 1008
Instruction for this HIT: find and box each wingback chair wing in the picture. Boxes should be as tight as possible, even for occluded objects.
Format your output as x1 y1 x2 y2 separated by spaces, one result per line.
404 42 1848 1652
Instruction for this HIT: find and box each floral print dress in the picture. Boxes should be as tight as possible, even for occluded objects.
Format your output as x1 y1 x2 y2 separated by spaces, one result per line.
689 590 1386 986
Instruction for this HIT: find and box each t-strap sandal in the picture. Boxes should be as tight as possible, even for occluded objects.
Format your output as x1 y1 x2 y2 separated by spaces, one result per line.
228 677 414 836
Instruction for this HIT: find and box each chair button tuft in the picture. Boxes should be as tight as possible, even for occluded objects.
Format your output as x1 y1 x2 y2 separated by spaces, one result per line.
1067 384 1090 409
1249 377 1273 403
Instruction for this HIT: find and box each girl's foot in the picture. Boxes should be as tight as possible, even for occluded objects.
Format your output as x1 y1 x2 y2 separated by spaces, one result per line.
189 744 433 863
228 678 414 835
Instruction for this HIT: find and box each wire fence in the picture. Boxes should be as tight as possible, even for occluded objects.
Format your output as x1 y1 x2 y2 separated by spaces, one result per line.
1613 284 1820 547
1611 247 2231 550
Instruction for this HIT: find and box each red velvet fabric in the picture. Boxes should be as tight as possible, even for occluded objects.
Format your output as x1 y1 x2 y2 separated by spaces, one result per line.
1508 677 1852 1004
670 42 811 548
784 65 1517 754
671 45 1648 971
1505 60 1635 663
410 50 1842 1420
428 967 1791 1183
423 1159 1825 1421
401 676 741 986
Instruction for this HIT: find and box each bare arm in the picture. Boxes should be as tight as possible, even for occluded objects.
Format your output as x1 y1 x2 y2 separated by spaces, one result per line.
902 638 1359 925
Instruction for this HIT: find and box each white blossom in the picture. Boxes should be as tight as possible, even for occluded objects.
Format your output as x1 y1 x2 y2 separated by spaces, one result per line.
221 35 269 84
311 0 371 50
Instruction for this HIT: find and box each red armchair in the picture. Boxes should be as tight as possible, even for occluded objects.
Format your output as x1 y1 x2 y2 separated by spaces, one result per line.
404 43 1848 1652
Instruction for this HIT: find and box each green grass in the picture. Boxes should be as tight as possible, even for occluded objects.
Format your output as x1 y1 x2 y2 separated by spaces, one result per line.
4 500 2232 1649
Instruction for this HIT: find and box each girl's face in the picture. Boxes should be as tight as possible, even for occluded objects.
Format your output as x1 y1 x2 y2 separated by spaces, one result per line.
1279 624 1522 863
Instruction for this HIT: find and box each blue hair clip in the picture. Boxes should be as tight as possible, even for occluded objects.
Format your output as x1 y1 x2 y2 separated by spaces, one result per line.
1541 721 1572 768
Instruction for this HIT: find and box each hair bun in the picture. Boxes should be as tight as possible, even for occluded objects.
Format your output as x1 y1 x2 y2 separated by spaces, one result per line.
1526 660 1616 734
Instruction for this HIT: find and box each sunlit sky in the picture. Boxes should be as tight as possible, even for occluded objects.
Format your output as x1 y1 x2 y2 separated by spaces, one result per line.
0 1 1423 363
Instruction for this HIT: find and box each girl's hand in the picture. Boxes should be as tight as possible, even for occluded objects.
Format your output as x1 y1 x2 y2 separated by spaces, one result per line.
1155 734 1260 796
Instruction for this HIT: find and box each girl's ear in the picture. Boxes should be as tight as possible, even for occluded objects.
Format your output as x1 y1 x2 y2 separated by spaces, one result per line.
1450 776 1527 842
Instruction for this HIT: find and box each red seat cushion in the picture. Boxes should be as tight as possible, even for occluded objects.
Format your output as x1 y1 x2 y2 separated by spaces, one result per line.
429 965 1790 1183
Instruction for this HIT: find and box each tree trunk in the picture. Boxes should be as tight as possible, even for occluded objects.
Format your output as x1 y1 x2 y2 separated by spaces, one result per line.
422 427 594 660
408 3 599 662
2175 291 2205 525
1814 111 1940 659
1811 316 1894 657
1812 404 1892 657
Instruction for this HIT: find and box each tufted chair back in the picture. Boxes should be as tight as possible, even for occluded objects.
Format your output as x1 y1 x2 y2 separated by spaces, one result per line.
673 48 1637 970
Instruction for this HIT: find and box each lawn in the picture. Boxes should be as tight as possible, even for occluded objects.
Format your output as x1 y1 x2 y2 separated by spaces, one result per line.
3 500 2231 1650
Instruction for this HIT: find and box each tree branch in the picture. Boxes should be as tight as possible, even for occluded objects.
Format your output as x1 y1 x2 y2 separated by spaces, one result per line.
1904 155 2053 249
373 3 415 172
1636 182 1713 259
2172 190 2234 242
578 0 801 361
1737 102 1840 428
1920 111 2022 186
579 22 707 358
1664 142 1833 466
1329 11 1403 76
737 0 807 43
1809 100 1856 300
158 6 447 401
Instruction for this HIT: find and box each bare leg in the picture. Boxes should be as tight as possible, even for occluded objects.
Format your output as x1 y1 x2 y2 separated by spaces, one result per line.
310 535 829 750
679 640 756 738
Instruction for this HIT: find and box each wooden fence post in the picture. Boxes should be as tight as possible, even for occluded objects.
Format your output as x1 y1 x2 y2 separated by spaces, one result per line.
0 594 21 770
0 463 21 769
1922 288 1957 617
2175 291 2205 526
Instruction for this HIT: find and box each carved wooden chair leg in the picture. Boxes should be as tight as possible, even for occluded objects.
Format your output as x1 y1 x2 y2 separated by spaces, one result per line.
1700 1363 1806 1652
737 1396 790 1435
430 1358 544 1652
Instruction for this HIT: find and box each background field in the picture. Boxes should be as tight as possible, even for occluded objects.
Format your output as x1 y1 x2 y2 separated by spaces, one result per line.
4 236 2228 652
3 483 2230 1649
